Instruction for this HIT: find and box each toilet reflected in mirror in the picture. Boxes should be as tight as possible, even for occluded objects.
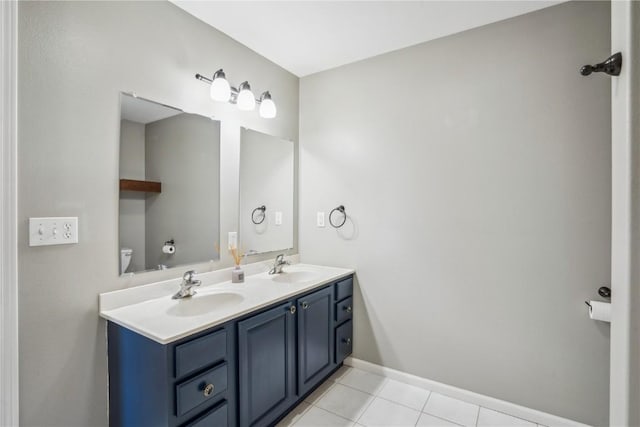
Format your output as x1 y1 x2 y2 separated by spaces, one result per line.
120 248 133 274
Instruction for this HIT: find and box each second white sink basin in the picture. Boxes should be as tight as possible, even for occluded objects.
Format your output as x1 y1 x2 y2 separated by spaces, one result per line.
166 292 245 317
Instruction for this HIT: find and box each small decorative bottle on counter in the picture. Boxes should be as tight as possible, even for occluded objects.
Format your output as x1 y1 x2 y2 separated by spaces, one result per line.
232 266 244 283
230 246 245 283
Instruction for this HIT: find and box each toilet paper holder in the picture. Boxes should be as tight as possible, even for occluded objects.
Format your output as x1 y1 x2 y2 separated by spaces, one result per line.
585 286 611 308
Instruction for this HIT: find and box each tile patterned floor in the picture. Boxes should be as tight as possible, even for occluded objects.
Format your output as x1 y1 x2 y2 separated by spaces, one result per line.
277 366 546 427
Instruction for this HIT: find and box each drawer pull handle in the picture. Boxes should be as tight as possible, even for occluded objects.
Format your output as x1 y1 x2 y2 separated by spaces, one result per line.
344 306 352 313
289 305 296 314
203 383 215 397
342 338 352 346
301 302 309 310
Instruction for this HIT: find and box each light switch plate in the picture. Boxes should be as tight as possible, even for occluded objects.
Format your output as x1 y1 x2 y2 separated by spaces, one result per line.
29 217 78 246
275 211 283 226
228 231 238 250
317 212 325 227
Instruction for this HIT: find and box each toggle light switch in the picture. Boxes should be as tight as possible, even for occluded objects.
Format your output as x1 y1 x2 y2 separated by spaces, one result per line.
275 211 283 226
317 212 325 228
29 217 78 246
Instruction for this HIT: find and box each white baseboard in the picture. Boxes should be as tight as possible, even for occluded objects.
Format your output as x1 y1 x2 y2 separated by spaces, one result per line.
344 357 590 427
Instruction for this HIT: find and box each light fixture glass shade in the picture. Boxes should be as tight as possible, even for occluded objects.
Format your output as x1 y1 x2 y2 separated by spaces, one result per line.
210 70 231 102
259 92 277 118
237 82 256 111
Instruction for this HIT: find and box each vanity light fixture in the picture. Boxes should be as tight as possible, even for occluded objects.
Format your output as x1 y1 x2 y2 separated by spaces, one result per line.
209 69 231 102
195 70 277 119
259 91 277 119
237 81 256 111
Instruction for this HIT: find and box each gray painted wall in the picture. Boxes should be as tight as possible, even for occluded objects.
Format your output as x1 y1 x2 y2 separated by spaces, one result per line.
299 2 611 425
17 1 298 425
118 119 146 272
145 114 220 269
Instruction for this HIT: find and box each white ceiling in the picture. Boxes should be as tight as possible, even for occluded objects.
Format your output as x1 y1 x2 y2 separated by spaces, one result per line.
172 1 563 77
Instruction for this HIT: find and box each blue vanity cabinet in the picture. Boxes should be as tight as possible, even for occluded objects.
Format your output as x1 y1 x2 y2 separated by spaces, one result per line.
296 286 335 396
107 322 237 427
107 274 355 427
237 302 297 427
334 276 354 364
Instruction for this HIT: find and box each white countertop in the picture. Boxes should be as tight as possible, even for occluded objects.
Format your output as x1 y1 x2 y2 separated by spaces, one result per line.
99 261 354 344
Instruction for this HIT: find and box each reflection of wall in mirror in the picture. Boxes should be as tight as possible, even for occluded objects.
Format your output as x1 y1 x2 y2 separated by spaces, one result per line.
240 129 294 254
145 114 221 269
119 119 146 272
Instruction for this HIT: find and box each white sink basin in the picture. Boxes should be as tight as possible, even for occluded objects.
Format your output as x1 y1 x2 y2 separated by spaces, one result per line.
166 292 245 317
271 270 322 284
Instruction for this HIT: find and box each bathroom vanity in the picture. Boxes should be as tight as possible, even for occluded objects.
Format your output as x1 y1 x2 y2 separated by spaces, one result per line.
100 263 354 427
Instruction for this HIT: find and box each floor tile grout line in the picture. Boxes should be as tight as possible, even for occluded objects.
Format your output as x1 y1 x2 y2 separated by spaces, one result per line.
421 391 484 426
310 379 378 425
310 398 371 426
305 381 336 405
287 401 313 427
477 405 538 426
303 402 357 426
323 375 434 425
353 393 378 425
414 410 466 427
420 390 433 413
423 411 466 427
334 373 388 396
414 391 433 427
420 411 467 427
420 399 475 426
333 379 385 397
374 392 431 413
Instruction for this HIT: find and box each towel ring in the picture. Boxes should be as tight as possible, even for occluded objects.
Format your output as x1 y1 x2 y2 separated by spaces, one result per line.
251 205 266 225
329 205 347 228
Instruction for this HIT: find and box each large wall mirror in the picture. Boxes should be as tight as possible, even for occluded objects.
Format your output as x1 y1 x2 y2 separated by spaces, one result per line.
239 129 294 254
118 93 220 275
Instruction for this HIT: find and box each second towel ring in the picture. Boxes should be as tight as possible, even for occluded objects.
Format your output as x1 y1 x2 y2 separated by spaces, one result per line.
251 205 266 224
329 205 347 228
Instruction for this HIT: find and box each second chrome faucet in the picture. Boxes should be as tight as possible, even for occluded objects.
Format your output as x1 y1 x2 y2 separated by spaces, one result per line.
269 254 290 275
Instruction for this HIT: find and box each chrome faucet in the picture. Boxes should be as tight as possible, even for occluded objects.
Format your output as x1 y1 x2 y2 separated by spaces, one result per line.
172 270 202 299
269 254 290 275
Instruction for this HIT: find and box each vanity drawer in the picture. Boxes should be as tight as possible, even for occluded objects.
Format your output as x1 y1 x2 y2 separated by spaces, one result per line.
175 329 227 379
335 297 353 324
176 363 227 417
183 401 228 427
335 276 353 301
335 320 353 364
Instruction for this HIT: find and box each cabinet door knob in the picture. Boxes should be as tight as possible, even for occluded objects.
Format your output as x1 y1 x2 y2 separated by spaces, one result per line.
289 305 296 314
203 383 215 397
344 305 352 313
301 302 309 310
342 338 352 346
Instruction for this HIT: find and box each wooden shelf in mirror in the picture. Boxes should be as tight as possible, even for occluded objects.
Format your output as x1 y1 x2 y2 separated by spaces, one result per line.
119 179 161 193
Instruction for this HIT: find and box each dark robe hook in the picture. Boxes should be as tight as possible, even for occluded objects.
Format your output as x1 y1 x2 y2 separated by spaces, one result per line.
580 52 622 76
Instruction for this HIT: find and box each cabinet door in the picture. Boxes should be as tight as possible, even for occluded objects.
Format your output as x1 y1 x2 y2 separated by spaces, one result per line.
297 286 335 396
238 302 296 427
